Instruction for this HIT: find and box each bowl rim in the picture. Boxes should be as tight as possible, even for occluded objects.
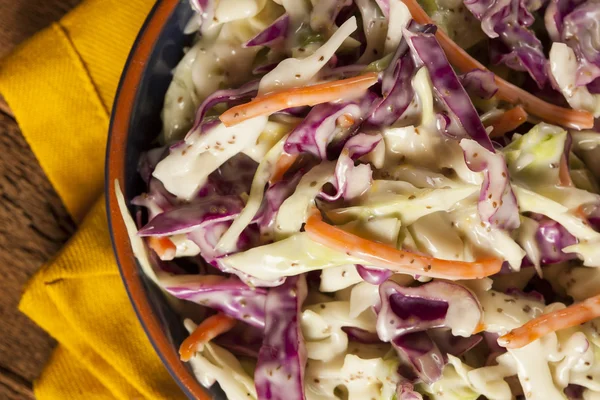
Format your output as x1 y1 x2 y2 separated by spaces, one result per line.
105 1 211 399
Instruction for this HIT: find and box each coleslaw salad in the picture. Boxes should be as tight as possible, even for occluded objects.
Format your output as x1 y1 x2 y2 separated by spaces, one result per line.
117 0 600 398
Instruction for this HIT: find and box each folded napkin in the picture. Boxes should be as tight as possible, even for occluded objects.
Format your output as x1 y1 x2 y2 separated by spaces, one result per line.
0 0 186 398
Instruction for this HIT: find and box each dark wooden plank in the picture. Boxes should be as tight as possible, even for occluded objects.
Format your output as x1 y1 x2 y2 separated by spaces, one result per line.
0 366 34 400
0 0 82 58
0 110 76 383
0 0 84 392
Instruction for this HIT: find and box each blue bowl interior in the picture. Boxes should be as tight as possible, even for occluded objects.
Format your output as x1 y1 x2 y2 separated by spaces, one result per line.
120 2 226 398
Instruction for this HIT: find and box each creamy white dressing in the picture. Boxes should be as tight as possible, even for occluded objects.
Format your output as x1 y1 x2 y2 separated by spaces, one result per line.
468 281 544 333
153 116 268 200
355 0 387 64
450 205 526 270
219 232 363 282
129 2 600 398
275 161 336 239
170 234 202 258
301 301 377 361
410 212 466 261
243 120 294 162
515 186 600 242
328 183 478 226
549 43 600 118
217 132 290 252
304 345 397 400
259 17 357 94
320 265 364 292
384 0 411 54
184 319 258 399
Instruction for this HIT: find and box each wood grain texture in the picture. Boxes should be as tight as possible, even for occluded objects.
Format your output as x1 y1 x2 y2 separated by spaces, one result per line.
0 0 81 58
0 0 82 395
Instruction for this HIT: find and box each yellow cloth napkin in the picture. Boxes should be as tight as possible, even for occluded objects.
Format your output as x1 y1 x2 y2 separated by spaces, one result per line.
0 0 187 398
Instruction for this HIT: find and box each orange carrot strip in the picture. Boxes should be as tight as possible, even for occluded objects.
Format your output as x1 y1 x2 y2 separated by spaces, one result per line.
400 0 594 130
179 313 236 361
498 294 600 349
270 153 299 184
558 153 574 187
147 236 176 260
304 213 502 280
486 106 528 137
220 73 379 127
473 323 487 334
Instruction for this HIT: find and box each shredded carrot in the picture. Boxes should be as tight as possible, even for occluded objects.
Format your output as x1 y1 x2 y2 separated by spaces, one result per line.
220 73 379 127
147 236 176 260
486 106 528 137
498 294 600 349
558 153 573 186
304 213 502 280
574 205 588 220
337 113 356 128
473 322 487 334
179 313 236 361
270 152 299 184
400 0 594 130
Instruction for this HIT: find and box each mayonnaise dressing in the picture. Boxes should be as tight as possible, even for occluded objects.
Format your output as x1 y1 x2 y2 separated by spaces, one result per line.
153 116 268 200
301 301 377 361
258 17 357 94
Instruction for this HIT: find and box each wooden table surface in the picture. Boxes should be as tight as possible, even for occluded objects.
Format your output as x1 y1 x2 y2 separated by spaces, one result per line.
0 0 83 398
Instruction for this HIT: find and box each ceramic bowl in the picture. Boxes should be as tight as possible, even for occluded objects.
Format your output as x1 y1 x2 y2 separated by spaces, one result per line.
106 1 222 398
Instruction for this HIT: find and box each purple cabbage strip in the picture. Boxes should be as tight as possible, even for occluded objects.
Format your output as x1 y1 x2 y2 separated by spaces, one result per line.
588 77 600 94
131 178 177 221
341 326 382 344
545 0 584 40
138 146 168 183
532 214 578 264
460 139 520 229
562 2 600 86
374 0 390 17
215 324 264 358
393 332 445 383
406 30 494 151
488 24 548 88
164 276 267 328
370 23 436 126
377 280 482 341
369 50 416 126
284 93 378 159
137 195 244 237
482 331 506 354
463 0 547 87
356 264 392 285
255 275 307 400
376 281 482 383
202 153 258 198
504 287 545 303
564 384 585 400
310 0 353 31
245 14 289 48
428 329 483 357
459 69 499 99
405 30 520 228
397 382 424 400
253 62 279 75
186 80 259 138
190 0 208 13
189 221 260 264
320 133 381 202
256 172 303 238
